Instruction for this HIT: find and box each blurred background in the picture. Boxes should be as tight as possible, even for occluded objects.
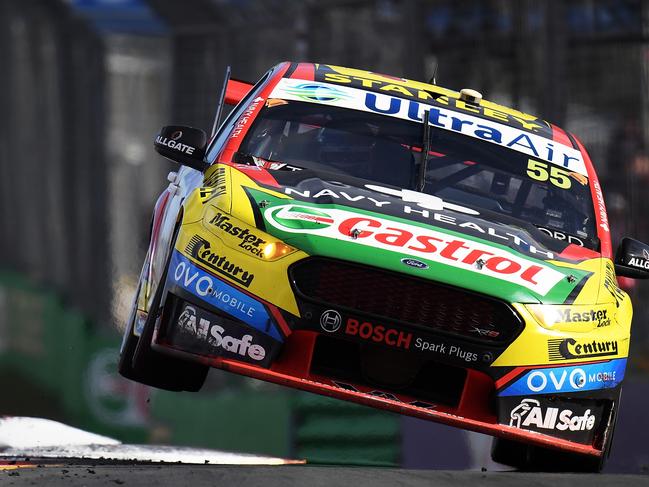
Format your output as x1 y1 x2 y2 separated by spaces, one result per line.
1 0 649 472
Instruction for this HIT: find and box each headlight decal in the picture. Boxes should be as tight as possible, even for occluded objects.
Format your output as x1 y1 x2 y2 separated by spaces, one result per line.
203 205 297 261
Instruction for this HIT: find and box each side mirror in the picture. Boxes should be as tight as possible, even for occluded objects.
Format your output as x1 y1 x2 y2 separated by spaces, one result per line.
614 237 649 279
154 125 208 172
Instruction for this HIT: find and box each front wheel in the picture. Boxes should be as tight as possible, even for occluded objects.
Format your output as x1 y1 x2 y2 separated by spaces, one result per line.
119 231 208 392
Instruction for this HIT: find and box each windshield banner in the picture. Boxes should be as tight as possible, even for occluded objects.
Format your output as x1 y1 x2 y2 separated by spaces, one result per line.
269 78 587 176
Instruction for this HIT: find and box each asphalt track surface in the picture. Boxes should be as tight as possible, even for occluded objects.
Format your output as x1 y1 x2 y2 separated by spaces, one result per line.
2 465 649 486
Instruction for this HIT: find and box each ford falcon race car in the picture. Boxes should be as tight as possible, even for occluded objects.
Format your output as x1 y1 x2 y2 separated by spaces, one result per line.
119 62 649 471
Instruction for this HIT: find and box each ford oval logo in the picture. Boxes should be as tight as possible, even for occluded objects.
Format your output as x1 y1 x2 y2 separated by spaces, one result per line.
401 258 428 270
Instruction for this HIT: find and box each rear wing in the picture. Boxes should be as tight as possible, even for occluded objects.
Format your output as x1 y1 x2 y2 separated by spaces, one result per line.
211 66 254 136
225 78 253 105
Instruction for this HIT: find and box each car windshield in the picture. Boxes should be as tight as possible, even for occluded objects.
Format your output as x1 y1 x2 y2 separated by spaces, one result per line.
237 99 597 247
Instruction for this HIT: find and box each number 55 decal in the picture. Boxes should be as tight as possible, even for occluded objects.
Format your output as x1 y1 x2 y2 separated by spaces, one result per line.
526 159 572 189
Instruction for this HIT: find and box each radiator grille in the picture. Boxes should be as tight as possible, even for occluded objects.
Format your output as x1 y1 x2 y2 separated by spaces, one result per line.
290 257 523 343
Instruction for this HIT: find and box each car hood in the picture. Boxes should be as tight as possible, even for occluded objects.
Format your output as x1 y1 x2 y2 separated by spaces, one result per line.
239 169 602 305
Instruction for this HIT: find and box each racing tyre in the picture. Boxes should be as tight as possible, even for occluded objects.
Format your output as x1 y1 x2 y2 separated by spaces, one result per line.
490 437 604 472
118 289 145 381
119 231 208 392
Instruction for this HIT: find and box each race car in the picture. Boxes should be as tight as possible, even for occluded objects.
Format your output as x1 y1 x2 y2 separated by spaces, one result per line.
118 62 649 471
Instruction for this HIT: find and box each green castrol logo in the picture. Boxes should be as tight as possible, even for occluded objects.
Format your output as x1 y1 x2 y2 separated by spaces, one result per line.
267 205 334 230
264 204 567 296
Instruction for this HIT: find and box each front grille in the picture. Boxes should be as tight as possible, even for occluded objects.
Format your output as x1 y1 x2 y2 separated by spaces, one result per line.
311 334 467 407
290 257 523 343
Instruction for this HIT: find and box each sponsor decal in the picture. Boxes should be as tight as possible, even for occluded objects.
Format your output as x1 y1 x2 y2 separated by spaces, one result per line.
204 166 227 187
172 302 276 366
547 338 619 361
208 212 267 256
270 78 587 175
186 235 254 287
365 184 479 216
546 307 611 328
320 309 342 333
469 326 500 338
231 96 265 138
200 166 227 202
208 324 266 361
298 304 492 366
401 258 428 269
344 318 412 350
176 304 266 362
283 186 391 210
604 261 625 307
265 204 565 295
593 181 609 233
414 337 479 362
499 359 626 396
171 130 183 140
536 227 585 247
332 381 436 410
269 205 334 229
315 65 546 134
508 398 596 433
177 305 207 338
155 134 196 155
627 255 649 270
169 251 281 340
282 185 554 258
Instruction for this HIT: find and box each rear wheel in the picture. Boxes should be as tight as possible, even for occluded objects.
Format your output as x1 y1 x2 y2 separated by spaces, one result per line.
118 228 208 392
490 437 604 472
